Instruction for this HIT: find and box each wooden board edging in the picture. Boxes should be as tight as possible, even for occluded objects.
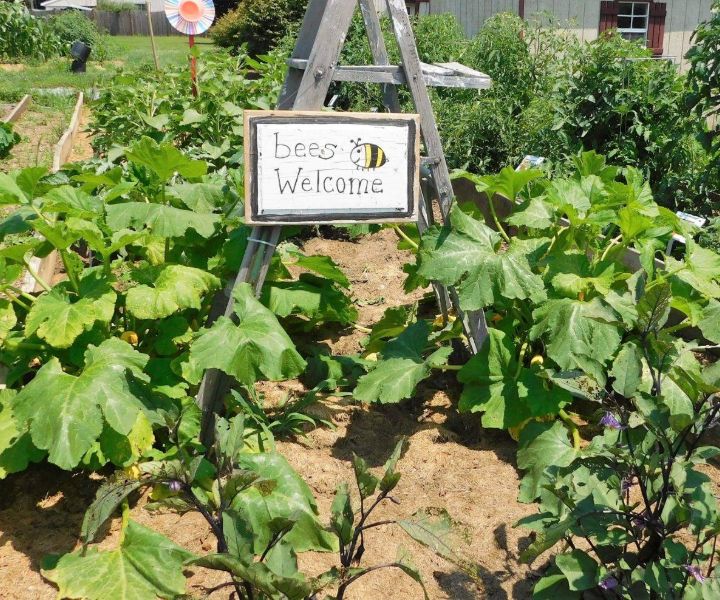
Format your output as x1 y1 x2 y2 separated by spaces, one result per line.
1 95 31 124
19 93 84 295
52 92 84 173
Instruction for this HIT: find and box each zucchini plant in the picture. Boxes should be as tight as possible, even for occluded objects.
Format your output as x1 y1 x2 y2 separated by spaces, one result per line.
358 152 719 440
0 136 356 477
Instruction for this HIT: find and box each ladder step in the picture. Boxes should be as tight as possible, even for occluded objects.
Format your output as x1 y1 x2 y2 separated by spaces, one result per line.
286 59 492 90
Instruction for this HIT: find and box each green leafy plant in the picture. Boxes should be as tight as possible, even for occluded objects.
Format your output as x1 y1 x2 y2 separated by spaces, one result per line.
0 0 61 60
328 438 432 599
393 151 720 595
407 153 720 436
549 32 707 213
43 426 453 599
0 136 356 478
686 0 720 210
227 385 332 445
210 0 307 56
49 9 109 61
43 412 333 600
699 217 720 254
89 48 286 165
0 122 21 159
517 312 720 597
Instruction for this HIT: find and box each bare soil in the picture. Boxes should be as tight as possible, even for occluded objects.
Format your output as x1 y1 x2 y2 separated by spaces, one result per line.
67 106 94 164
0 105 67 171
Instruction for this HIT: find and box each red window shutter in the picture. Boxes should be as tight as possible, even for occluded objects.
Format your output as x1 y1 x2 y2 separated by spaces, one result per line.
648 2 668 56
599 1 619 35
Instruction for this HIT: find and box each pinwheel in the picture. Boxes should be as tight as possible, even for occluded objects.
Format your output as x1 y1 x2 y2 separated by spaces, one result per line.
164 0 215 35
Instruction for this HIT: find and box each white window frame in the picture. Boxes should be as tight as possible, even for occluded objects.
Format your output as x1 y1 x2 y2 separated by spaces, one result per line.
617 2 650 42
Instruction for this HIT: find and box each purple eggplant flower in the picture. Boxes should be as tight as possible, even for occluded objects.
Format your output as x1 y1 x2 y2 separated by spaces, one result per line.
621 476 634 493
168 480 182 493
685 564 706 584
600 412 625 430
599 575 619 590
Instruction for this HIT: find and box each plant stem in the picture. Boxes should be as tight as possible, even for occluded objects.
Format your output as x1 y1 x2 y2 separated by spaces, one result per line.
118 499 130 545
559 409 581 450
515 341 529 379
437 364 462 371
600 235 623 262
488 194 511 243
391 225 419 250
8 286 37 304
4 291 31 311
60 251 80 294
3 340 46 351
353 323 372 334
22 257 52 292
664 319 691 334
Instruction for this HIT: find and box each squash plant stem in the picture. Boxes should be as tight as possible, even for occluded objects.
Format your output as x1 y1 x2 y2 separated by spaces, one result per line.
559 409 582 450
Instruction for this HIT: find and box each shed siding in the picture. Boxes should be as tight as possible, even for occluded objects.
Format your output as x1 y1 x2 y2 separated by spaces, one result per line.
427 0 713 70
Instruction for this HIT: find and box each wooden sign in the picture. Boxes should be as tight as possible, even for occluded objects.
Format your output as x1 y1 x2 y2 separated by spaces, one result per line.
244 111 420 225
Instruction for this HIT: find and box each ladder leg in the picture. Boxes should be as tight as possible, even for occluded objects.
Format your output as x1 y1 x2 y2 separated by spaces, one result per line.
196 0 360 444
358 0 401 113
385 0 489 352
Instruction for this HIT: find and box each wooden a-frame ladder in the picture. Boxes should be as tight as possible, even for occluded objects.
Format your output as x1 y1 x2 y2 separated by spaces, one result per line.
196 0 493 441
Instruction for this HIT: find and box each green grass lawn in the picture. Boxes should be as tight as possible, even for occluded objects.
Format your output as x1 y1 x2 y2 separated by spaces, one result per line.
0 35 214 105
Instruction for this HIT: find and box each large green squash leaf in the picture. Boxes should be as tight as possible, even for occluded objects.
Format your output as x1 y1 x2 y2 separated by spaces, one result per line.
262 274 357 325
183 283 306 385
106 203 220 239
417 205 499 286
354 321 451 404
126 265 220 320
25 271 116 349
124 136 207 181
667 247 720 299
458 329 570 428
418 205 544 310
12 339 149 469
233 451 337 553
43 520 194 600
166 181 224 213
0 389 44 478
530 298 622 385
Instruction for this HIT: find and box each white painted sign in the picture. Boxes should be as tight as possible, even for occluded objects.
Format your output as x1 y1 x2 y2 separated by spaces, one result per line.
244 111 420 224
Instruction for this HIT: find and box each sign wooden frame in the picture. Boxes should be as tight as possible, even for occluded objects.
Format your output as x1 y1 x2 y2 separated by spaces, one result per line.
244 110 420 225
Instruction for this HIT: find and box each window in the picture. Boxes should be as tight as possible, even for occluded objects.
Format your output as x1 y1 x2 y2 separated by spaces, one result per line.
599 1 667 55
617 2 650 42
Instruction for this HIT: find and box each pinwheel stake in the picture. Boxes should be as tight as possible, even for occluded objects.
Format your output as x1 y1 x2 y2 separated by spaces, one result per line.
164 0 215 96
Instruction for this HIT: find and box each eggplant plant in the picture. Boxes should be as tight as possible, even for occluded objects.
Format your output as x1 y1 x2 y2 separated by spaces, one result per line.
42 423 456 600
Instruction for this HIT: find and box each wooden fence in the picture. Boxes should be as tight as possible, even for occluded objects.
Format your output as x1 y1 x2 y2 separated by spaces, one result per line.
92 10 180 36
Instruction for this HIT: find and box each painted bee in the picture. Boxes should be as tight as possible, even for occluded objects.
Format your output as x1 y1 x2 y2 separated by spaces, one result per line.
350 139 388 170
